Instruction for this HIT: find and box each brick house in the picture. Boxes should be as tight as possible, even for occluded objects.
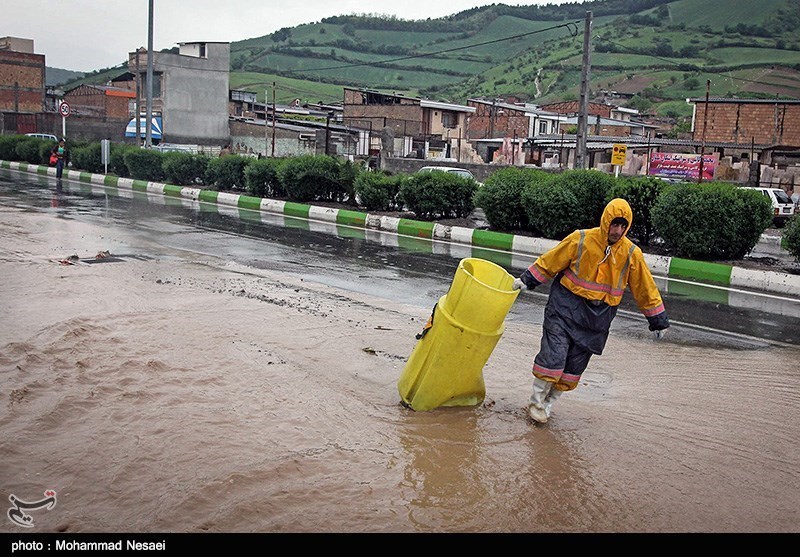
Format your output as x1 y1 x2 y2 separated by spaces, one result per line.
0 37 46 134
64 84 135 119
342 87 476 160
686 97 800 146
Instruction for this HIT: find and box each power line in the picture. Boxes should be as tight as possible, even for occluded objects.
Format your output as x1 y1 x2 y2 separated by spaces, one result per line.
277 21 581 74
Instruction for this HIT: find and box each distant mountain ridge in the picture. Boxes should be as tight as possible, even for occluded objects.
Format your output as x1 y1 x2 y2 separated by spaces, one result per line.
46 67 85 87
61 0 800 119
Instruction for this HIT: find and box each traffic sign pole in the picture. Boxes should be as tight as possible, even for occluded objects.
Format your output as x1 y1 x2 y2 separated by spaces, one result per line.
58 101 71 139
611 143 627 177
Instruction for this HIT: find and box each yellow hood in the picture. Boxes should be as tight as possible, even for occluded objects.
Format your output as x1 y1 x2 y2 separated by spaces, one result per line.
600 198 634 239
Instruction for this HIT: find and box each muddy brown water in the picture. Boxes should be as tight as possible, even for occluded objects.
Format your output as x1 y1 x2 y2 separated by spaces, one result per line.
1 206 798 533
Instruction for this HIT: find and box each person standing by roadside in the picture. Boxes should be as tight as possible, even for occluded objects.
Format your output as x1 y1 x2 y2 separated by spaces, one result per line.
512 198 670 424
55 139 67 179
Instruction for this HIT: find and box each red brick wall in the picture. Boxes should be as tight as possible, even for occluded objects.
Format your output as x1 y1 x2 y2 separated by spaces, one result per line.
64 86 132 119
466 101 529 139
693 102 800 145
343 89 423 136
0 51 45 113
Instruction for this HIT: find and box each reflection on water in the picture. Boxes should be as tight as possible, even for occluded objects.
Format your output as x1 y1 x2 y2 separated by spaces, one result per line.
2 168 799 344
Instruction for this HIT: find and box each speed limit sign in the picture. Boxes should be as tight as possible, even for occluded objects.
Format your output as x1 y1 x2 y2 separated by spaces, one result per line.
59 101 71 117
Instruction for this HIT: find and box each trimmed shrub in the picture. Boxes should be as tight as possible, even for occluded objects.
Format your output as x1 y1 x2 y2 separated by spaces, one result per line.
337 159 362 204
124 148 166 181
783 214 800 261
278 155 342 202
162 151 210 186
553 169 615 229
38 141 56 165
244 157 286 198
109 143 139 177
521 180 581 240
70 143 103 173
398 171 477 220
14 137 42 164
0 135 22 160
651 182 773 259
606 175 665 245
204 155 250 191
354 171 404 211
474 167 552 231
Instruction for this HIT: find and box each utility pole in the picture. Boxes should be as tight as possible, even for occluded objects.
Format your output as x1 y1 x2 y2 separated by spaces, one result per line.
264 89 269 157
489 98 496 138
325 111 332 156
698 79 710 184
145 0 154 148
135 53 141 143
271 82 277 157
575 11 592 169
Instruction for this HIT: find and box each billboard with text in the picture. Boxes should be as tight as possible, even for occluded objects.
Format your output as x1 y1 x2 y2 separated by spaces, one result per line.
649 152 718 181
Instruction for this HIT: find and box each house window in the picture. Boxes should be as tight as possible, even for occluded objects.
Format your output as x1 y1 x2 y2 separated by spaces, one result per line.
539 121 549 134
442 112 457 129
199 43 206 58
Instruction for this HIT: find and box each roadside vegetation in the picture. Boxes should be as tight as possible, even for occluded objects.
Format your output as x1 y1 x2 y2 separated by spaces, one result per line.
1 135 789 263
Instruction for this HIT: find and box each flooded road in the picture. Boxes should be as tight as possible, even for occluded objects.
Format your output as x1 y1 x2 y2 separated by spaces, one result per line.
1 172 799 533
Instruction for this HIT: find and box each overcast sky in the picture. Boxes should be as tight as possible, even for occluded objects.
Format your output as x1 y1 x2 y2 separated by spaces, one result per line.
2 1 562 73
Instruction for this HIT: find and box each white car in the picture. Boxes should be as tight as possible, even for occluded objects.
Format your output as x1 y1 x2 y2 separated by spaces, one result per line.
416 166 482 186
741 186 796 227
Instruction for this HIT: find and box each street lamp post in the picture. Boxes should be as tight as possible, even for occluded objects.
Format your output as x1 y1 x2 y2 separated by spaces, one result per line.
145 0 154 148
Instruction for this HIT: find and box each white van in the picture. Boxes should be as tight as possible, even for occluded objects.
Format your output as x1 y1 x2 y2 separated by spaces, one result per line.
25 133 58 142
742 186 796 227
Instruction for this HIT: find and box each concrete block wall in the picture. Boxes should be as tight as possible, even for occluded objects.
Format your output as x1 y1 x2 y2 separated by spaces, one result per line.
0 51 45 114
694 102 800 145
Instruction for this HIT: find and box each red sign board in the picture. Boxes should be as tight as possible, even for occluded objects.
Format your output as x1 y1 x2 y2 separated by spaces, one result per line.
649 152 717 181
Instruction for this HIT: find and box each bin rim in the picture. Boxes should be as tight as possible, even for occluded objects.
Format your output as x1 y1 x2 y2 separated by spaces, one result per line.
457 257 517 295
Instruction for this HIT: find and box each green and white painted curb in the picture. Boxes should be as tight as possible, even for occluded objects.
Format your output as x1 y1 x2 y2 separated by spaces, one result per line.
4 160 800 303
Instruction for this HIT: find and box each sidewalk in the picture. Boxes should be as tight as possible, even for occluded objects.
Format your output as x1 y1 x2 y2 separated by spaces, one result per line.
3 159 800 297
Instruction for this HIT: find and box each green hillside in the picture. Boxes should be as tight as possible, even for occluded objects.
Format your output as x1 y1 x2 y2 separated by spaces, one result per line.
63 0 800 117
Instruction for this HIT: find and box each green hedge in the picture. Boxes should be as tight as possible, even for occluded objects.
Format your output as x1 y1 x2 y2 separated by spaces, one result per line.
244 157 286 198
162 152 210 186
124 148 165 182
651 181 773 259
783 214 800 261
278 155 343 202
475 167 551 231
353 170 404 211
398 171 477 220
552 169 615 229
521 179 581 240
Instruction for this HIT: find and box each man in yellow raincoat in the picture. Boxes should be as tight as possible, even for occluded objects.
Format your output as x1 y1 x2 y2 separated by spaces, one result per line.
512 198 669 423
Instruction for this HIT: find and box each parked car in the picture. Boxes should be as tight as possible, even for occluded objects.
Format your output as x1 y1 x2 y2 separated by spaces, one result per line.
25 133 58 142
416 166 482 186
741 186 796 227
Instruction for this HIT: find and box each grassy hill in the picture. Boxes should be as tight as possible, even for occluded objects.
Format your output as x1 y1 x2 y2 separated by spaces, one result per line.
62 0 800 120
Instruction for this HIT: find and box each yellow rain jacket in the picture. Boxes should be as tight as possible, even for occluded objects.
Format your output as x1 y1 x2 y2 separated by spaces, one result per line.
521 198 668 350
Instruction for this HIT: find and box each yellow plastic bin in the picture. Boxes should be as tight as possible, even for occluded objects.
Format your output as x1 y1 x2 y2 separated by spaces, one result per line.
398 258 520 411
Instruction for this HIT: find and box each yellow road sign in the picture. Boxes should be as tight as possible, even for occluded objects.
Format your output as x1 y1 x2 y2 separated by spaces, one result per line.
611 143 627 165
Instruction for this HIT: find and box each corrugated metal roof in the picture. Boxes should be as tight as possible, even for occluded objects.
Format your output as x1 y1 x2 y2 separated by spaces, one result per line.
420 99 475 113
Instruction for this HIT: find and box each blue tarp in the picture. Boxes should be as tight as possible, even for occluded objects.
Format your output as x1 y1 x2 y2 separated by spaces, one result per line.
125 116 162 139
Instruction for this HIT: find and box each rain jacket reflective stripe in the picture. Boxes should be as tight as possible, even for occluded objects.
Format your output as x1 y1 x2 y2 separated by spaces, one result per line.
521 198 668 333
